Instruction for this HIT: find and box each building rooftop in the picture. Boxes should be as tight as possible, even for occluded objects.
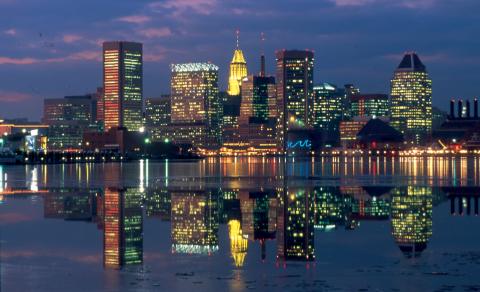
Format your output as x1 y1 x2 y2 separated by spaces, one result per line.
397 52 426 72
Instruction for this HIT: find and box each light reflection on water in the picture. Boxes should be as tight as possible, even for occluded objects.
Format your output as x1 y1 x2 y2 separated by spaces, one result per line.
1 157 480 291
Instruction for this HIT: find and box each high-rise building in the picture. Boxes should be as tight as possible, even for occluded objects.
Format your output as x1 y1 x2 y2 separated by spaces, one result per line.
228 219 248 267
391 187 432 258
390 52 432 144
275 50 314 150
312 83 346 145
221 93 241 147
227 31 248 96
239 76 276 124
350 94 389 118
43 95 99 149
94 87 105 123
171 191 219 254
169 63 221 149
103 41 143 132
103 187 143 268
235 53 277 153
145 95 171 142
277 187 315 262
313 83 345 131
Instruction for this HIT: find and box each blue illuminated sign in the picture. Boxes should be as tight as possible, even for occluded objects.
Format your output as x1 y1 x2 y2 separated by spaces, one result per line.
287 139 312 149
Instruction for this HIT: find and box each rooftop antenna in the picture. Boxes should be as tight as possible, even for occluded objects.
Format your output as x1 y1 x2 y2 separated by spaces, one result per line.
260 32 266 77
236 29 240 49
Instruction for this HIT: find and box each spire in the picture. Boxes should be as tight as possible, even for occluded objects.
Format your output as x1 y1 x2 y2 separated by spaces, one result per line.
236 29 240 49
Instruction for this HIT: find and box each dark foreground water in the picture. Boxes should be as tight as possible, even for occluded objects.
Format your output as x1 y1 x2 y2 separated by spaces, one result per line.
1 157 480 291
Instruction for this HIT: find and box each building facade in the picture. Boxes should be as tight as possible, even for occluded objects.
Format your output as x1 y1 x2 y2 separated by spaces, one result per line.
145 95 171 142
275 50 314 151
390 52 432 144
170 63 221 149
43 95 99 150
350 94 389 118
312 83 346 146
103 41 143 132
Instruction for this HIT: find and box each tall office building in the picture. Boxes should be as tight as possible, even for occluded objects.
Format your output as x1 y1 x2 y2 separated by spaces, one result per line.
95 87 105 123
43 95 99 149
227 31 248 96
390 52 432 144
277 188 315 261
236 54 277 153
312 83 346 136
239 76 276 124
170 63 221 148
350 94 389 118
145 95 171 142
391 187 432 258
103 41 143 132
171 191 219 254
103 187 143 268
275 50 314 150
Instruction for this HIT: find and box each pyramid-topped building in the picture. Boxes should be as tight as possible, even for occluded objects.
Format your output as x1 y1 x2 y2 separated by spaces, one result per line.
390 52 432 144
227 32 248 96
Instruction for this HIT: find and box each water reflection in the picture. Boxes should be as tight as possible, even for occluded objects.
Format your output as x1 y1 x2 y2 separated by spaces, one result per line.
1 161 480 273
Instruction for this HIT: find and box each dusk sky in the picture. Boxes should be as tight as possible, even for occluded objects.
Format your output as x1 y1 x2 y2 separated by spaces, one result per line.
0 0 478 121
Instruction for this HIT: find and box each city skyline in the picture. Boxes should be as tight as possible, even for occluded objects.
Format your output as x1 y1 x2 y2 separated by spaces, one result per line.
1 0 479 120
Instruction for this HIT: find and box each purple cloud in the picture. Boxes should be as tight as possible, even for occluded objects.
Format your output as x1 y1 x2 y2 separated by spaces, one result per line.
116 14 151 24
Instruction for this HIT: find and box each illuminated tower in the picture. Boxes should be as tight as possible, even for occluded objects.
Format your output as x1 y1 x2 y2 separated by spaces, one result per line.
103 41 143 132
227 30 248 96
275 50 314 150
312 83 346 144
228 219 248 267
391 187 433 258
277 188 315 262
170 63 221 148
103 188 143 269
171 191 219 254
390 52 432 144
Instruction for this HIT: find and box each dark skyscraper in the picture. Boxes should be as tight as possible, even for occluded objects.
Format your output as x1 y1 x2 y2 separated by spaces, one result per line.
275 50 314 151
103 41 143 132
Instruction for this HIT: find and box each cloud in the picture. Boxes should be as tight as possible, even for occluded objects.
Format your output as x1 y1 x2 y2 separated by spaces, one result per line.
0 50 101 66
4 28 16 36
62 34 83 44
116 14 151 24
144 47 168 62
138 27 172 38
0 56 39 65
149 0 218 16
329 0 438 8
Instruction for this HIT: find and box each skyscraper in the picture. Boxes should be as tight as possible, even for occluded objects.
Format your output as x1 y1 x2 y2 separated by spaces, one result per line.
312 83 345 144
103 187 143 268
169 63 221 148
171 191 219 254
275 50 314 150
227 31 248 96
236 53 277 153
103 41 143 132
145 95 171 142
390 52 432 144
391 187 433 258
277 187 315 262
